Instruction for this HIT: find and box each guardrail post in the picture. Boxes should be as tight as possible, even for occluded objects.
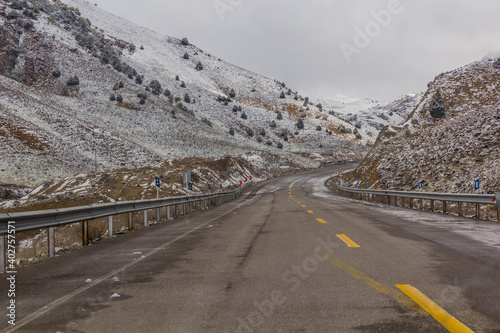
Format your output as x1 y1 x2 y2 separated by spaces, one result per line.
476 204 480 220
108 216 113 238
458 202 462 217
143 209 148 226
156 208 160 223
128 213 133 231
497 207 500 222
1 235 5 274
409 198 413 209
430 200 434 212
48 227 55 258
183 203 187 215
167 206 171 220
82 221 89 246
443 201 447 214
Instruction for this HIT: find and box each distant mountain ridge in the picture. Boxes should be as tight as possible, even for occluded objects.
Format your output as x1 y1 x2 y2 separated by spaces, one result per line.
321 93 422 137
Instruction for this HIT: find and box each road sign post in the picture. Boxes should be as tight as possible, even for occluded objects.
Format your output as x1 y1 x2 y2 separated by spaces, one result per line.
183 172 191 196
155 176 160 198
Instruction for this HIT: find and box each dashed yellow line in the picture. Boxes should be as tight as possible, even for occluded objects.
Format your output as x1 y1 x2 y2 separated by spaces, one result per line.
316 218 327 224
301 205 306 208
337 234 360 248
307 210 314 214
396 285 474 333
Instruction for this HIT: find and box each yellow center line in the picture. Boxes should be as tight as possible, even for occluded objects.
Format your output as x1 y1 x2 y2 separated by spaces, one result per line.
301 205 306 208
337 234 360 248
307 210 314 214
288 171 472 329
297 201 301 204
297 226 426 315
316 218 327 224
396 285 474 333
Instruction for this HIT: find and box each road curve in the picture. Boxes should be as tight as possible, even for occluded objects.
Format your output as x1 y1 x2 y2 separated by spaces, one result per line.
1 166 500 332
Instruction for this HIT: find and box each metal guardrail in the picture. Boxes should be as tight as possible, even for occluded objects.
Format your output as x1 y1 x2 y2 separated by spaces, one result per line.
0 182 253 273
338 186 497 205
336 185 499 222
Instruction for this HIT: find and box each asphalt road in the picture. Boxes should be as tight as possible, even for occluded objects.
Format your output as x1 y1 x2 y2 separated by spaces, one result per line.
1 166 500 332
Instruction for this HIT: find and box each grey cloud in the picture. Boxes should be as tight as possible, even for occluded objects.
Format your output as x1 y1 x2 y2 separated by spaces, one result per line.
93 0 500 102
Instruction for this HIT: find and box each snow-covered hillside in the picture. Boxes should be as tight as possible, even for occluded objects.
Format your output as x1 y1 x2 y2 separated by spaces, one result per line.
346 58 500 194
321 93 422 139
0 0 369 190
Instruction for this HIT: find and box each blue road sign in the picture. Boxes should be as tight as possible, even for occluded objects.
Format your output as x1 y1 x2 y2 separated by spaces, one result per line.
475 179 480 191
367 182 369 189
220 184 222 190
387 182 391 189
188 182 193 191
208 183 211 191
155 176 160 188
338 181 341 186
418 181 423 190
348 182 351 188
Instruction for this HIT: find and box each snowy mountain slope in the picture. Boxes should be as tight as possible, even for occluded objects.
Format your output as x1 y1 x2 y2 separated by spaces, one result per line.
0 0 368 190
321 93 423 138
345 58 500 194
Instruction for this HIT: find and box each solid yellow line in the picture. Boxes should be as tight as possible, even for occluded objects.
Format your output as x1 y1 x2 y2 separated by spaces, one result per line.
395 285 474 333
316 218 327 224
307 210 314 214
337 234 360 248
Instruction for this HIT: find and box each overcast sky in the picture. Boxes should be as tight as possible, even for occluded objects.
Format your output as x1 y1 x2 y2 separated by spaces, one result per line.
91 0 500 103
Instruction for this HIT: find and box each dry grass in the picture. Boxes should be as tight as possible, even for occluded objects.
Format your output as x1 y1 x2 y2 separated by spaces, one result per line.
0 115 51 151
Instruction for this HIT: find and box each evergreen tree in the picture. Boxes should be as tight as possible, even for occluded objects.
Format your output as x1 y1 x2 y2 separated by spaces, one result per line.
429 90 447 119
